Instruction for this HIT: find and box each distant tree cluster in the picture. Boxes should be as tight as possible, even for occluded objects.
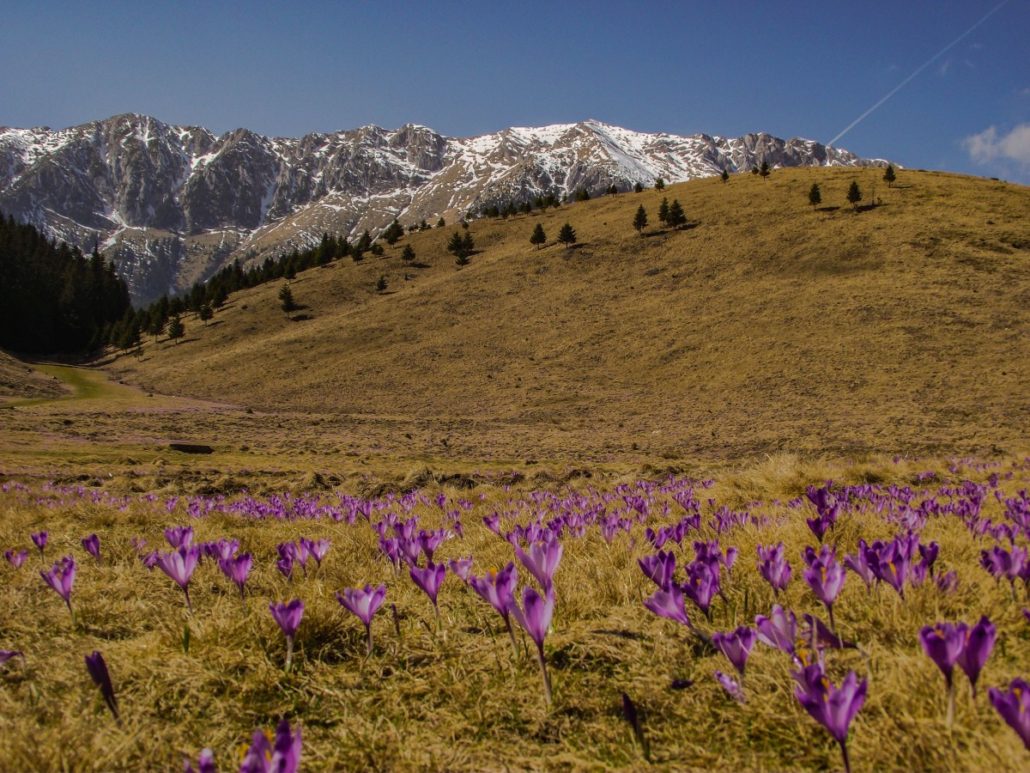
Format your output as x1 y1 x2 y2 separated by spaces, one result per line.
479 193 561 220
657 197 688 229
447 231 475 265
0 212 131 353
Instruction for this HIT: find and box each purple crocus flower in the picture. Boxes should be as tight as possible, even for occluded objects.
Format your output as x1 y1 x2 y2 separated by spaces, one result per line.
956 616 996 697
40 556 76 621
157 546 200 611
802 545 845 631
711 626 756 676
644 583 692 628
988 678 1030 750
714 670 745 702
410 562 447 614
240 719 302 773
469 563 519 652
0 650 23 666
164 525 193 549
81 534 101 562
515 539 563 591
448 557 473 582
219 553 253 599
509 586 555 704
756 543 792 593
683 562 719 619
183 748 215 773
794 664 867 773
843 540 876 590
269 600 304 671
306 539 330 567
638 551 676 590
31 530 48 557
85 650 118 719
920 621 965 725
4 549 28 568
276 555 294 581
141 550 160 570
755 605 797 657
336 584 387 655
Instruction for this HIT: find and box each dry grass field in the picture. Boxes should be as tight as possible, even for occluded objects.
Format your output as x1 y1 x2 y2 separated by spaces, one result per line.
98 167 1030 465
1 168 1029 771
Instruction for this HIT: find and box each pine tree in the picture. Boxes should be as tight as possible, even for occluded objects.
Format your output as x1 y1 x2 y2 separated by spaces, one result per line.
401 244 416 262
199 304 213 324
447 231 464 257
633 205 648 236
634 181 644 193
808 183 822 209
759 161 770 180
575 188 590 202
847 181 863 210
376 275 388 293
667 199 687 228
654 177 665 191
436 217 446 228
883 164 896 188
557 222 577 247
461 231 475 256
383 219 404 245
530 223 547 249
658 197 670 226
167 314 185 343
278 283 297 312
607 183 619 195
721 169 730 183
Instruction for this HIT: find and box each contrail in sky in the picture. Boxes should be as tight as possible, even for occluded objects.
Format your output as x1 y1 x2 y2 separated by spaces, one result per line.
828 0 1010 146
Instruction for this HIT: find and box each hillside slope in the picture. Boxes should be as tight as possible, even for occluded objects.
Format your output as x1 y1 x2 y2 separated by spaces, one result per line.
106 168 1030 462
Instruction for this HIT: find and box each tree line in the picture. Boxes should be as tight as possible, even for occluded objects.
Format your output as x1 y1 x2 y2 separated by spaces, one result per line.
0 212 130 354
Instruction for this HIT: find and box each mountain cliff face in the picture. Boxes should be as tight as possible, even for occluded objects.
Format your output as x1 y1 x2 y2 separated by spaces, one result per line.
0 114 887 303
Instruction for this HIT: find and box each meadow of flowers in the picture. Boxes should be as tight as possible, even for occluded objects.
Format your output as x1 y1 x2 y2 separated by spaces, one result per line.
1 455 1029 770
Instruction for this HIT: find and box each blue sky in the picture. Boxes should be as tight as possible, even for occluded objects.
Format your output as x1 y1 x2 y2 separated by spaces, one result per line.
2 1 1028 182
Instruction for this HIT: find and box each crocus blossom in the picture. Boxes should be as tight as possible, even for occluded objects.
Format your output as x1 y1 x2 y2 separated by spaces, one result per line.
920 621 965 724
31 530 48 557
510 585 555 704
4 549 28 568
712 626 756 676
715 670 745 702
269 600 304 671
219 553 253 599
757 543 792 593
987 678 1030 750
469 563 519 652
794 664 867 773
85 650 118 719
40 556 76 620
183 749 215 773
644 583 692 628
336 584 387 655
515 539 563 591
156 546 201 611
81 534 101 562
409 562 447 613
240 719 302 773
755 605 797 658
957 616 996 696
0 650 23 666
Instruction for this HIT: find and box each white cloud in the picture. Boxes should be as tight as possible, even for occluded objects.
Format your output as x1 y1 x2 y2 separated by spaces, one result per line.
963 123 1030 167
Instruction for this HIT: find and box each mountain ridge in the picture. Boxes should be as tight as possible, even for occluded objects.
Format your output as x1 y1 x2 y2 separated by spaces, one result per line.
0 113 888 303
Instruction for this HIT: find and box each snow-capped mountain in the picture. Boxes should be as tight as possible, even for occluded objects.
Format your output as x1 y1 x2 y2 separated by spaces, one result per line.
0 114 886 303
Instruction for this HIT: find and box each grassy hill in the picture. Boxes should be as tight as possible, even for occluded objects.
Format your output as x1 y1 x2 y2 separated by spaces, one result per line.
106 168 1030 464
